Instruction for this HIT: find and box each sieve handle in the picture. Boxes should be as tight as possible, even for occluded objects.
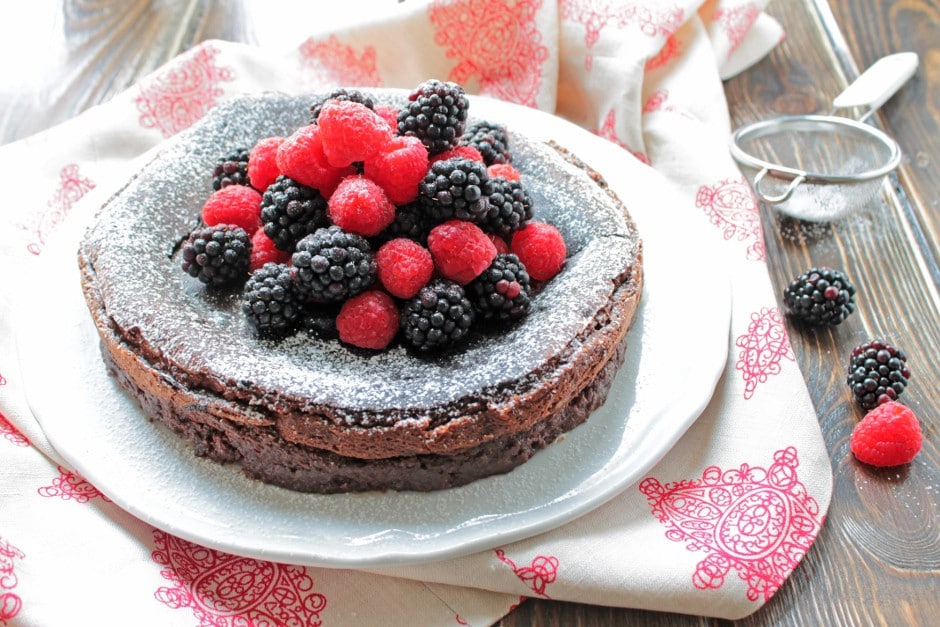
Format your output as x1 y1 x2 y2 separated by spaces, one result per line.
832 52 919 122
752 168 806 204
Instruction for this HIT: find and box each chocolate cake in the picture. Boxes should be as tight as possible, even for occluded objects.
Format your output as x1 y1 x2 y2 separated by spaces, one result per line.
78 91 643 493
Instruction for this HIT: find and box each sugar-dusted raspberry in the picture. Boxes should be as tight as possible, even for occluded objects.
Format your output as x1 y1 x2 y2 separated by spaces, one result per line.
336 290 399 350
373 104 400 131
201 185 263 234
276 124 354 197
249 228 291 272
511 222 566 281
363 135 429 205
247 136 284 192
850 401 923 467
377 238 434 299
429 145 484 165
427 220 497 285
328 175 396 237
487 233 510 255
487 163 521 182
317 100 394 168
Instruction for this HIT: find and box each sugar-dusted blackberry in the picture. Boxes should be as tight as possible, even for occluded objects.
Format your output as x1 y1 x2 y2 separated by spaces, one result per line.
467 254 532 322
480 177 533 238
211 147 251 190
783 267 856 326
401 279 475 351
181 224 251 288
260 175 329 252
290 226 376 302
242 262 301 337
308 88 375 124
460 120 511 165
397 79 469 155
846 339 912 410
418 157 493 223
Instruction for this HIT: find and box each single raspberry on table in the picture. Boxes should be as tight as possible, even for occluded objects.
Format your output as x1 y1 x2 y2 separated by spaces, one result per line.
328 175 396 237
248 136 284 192
511 221 566 281
276 124 354 197
376 238 434 299
427 220 498 285
336 290 400 350
201 185 263 235
249 228 291 272
363 135 429 205
317 99 394 168
850 401 923 467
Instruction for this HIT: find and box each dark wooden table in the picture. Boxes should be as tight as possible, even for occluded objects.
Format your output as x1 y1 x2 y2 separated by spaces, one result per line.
3 1 937 625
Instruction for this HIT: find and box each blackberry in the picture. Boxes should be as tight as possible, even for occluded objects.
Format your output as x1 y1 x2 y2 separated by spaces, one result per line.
380 201 431 244
181 224 251 288
480 177 533 238
418 157 493 223
846 339 912 410
299 303 340 340
398 79 469 155
242 263 301 337
783 267 856 326
260 175 328 252
468 254 532 322
211 147 251 190
401 279 475 351
290 226 376 302
308 88 375 123
460 120 511 165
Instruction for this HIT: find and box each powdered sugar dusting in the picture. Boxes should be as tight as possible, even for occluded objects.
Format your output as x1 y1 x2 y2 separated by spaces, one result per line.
83 92 639 424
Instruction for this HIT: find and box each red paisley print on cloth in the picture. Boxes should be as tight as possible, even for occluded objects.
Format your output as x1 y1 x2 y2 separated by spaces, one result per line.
0 536 25 626
37 466 111 503
640 447 823 602
21 163 95 255
713 2 761 57
735 307 795 400
429 0 548 107
561 0 684 70
696 176 765 261
135 42 234 138
0 411 28 448
596 109 650 164
495 549 559 598
151 530 327 626
298 35 382 88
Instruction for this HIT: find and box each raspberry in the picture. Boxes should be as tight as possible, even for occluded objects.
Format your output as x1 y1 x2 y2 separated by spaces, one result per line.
201 185 262 234
308 88 375 123
460 120 511 165
511 222 566 281
181 224 251 288
317 100 394 168
850 401 922 467
377 238 434 299
427 220 497 285
487 163 521 181
212 147 251 190
429 145 484 165
363 135 429 205
328 175 396 237
487 233 510 255
373 104 400 131
249 228 291 272
248 136 284 192
276 125 354 197
398 79 469 155
336 290 399 350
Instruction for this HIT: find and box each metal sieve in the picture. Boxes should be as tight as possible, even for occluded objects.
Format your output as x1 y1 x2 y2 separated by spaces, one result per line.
730 53 918 221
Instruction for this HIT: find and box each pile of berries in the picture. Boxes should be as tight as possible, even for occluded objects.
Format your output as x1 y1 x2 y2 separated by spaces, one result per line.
179 80 567 352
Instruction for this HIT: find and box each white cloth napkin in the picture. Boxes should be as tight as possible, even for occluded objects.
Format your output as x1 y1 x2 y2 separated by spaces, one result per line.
0 2 832 625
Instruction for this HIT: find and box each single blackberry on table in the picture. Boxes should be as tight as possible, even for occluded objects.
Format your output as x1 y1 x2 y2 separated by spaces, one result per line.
846 339 912 410
398 79 469 155
467 254 532 322
242 263 301 337
211 147 251 190
260 175 328 252
480 177 533 238
783 267 856 326
308 88 375 124
401 279 475 351
290 226 376 303
181 224 251 288
418 157 493 223
460 120 512 165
